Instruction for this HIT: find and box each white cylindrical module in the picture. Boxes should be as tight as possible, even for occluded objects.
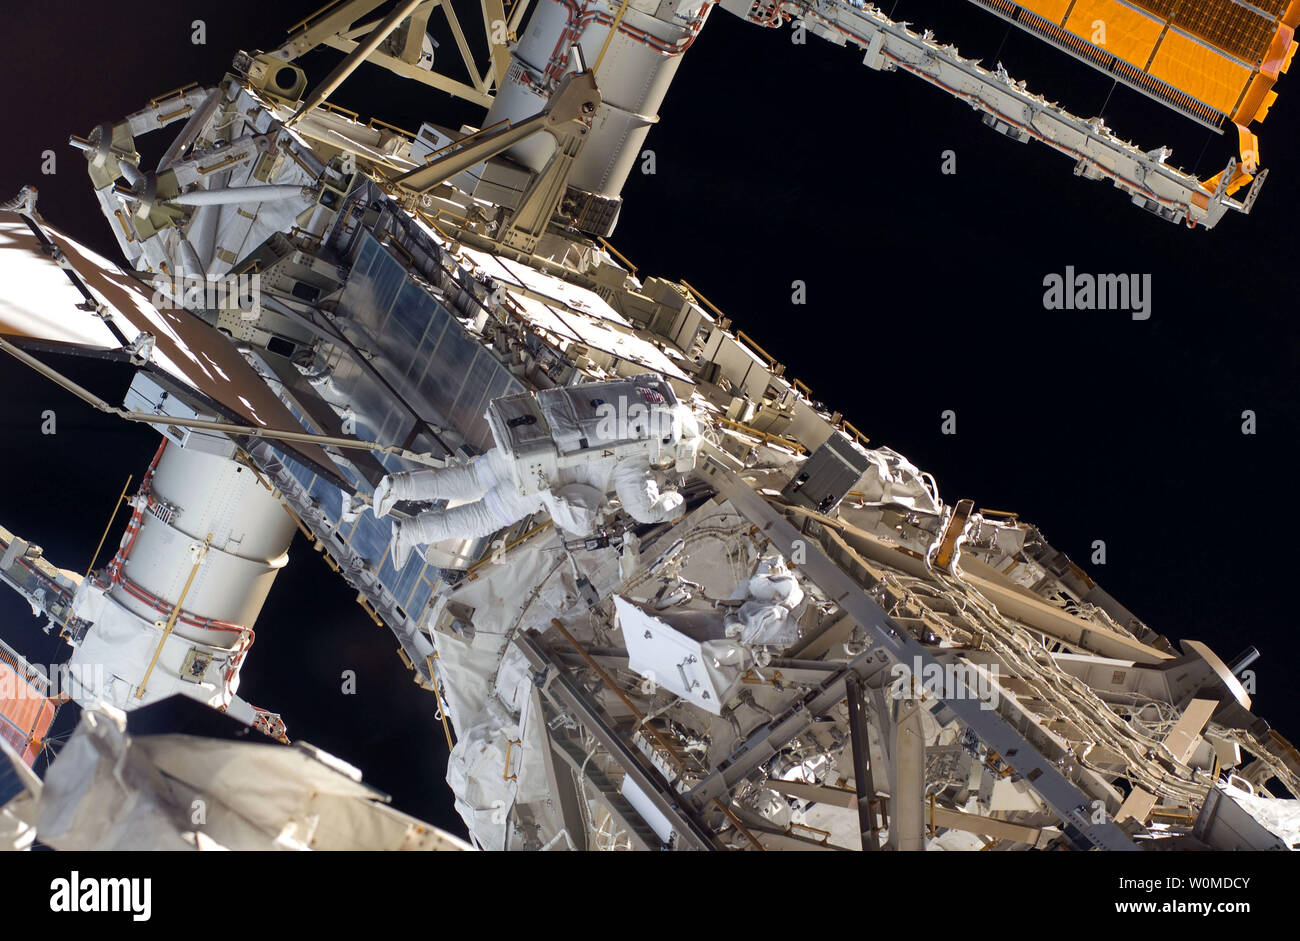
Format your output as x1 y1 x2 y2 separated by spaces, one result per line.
67 438 296 712
110 442 295 645
486 0 714 199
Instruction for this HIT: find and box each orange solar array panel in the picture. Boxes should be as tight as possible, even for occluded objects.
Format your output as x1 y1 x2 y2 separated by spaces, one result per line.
976 0 1299 125
1020 0 1074 20
0 660 57 767
1064 0 1164 70
1149 25 1255 115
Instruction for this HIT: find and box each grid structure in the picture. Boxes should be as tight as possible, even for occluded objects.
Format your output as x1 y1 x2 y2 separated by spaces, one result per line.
1159 0 1281 62
968 0 1296 126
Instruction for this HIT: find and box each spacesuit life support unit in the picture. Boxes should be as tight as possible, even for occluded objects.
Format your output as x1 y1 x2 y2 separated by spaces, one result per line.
375 374 702 568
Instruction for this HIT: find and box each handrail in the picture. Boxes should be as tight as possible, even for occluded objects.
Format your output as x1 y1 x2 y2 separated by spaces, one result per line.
713 415 805 455
596 236 637 276
149 82 199 108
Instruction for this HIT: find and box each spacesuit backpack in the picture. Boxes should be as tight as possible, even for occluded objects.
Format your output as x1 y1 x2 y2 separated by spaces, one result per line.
484 373 701 501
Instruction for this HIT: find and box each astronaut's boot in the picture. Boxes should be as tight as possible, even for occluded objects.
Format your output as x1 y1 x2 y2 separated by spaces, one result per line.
374 471 434 519
389 517 424 569
373 475 399 519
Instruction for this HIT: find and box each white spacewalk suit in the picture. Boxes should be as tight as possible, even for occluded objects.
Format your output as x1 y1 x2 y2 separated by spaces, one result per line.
724 556 806 648
375 375 702 568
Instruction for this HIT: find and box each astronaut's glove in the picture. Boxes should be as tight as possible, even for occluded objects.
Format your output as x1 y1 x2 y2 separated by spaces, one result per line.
658 489 686 522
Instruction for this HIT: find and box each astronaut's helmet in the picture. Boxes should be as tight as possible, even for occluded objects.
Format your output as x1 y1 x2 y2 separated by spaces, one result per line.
648 403 702 473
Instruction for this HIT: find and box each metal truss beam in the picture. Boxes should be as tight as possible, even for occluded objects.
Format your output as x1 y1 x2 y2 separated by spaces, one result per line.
690 447 1139 851
845 673 880 850
516 629 719 850
532 688 591 850
278 0 498 109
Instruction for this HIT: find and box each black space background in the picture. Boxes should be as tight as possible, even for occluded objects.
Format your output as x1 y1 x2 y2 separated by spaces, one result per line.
0 0 1296 842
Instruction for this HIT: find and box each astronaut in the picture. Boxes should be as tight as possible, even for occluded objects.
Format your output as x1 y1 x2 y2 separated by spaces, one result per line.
375 375 702 568
723 556 806 648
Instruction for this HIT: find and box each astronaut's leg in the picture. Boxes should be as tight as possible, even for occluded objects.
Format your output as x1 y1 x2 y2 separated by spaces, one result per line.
374 448 510 518
389 480 542 567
